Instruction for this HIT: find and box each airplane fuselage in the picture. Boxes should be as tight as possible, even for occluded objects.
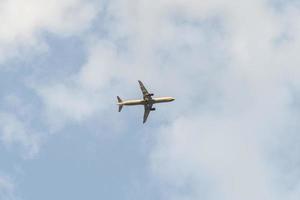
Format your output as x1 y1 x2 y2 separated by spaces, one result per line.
118 97 175 106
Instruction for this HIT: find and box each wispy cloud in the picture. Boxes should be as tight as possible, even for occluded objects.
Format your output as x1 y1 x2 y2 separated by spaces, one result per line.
36 40 123 126
0 112 41 159
0 0 103 156
0 174 17 200
0 0 100 63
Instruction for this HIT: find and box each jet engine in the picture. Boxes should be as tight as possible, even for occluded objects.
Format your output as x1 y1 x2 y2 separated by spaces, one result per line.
150 108 156 111
149 93 154 96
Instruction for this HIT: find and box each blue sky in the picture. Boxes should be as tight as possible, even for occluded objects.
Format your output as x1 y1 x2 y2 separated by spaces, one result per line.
1 0 300 200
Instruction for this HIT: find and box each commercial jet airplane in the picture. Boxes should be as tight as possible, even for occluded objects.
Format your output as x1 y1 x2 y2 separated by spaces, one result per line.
117 80 175 123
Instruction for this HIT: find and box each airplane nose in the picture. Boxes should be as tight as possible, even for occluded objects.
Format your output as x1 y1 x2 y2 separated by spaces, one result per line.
171 97 175 101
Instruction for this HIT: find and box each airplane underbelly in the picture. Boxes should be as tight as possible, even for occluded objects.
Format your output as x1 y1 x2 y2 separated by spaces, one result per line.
123 100 145 105
153 99 169 103
154 100 166 103
153 97 173 104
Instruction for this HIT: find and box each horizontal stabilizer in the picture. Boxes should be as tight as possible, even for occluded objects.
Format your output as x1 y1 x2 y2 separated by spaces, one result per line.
117 96 122 103
117 96 123 112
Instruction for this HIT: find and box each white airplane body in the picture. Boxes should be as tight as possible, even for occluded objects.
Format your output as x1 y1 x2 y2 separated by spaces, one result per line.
117 80 175 123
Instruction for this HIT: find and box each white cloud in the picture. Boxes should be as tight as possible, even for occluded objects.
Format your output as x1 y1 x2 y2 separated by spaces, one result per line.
0 0 100 62
0 112 41 159
34 0 300 199
151 113 285 200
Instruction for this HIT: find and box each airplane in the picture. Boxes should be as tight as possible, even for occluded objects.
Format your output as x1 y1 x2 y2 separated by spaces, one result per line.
117 80 175 123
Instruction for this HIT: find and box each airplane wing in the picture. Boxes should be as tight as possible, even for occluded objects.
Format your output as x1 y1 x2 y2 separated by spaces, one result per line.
138 80 152 100
143 104 152 123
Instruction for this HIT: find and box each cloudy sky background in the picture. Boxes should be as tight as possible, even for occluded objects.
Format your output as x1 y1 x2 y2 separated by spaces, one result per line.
1 0 300 199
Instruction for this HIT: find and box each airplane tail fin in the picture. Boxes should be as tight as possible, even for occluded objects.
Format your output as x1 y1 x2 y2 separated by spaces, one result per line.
117 96 123 112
